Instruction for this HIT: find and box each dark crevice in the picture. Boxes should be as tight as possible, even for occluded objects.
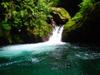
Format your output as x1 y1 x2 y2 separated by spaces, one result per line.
58 0 82 16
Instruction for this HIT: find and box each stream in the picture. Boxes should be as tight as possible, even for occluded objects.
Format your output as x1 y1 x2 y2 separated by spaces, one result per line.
0 44 100 75
0 26 100 75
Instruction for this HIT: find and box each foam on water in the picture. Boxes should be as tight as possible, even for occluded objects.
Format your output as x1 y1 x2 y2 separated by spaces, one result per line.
0 26 65 57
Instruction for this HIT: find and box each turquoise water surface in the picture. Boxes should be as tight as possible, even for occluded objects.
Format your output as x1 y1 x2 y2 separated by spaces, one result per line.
0 43 100 75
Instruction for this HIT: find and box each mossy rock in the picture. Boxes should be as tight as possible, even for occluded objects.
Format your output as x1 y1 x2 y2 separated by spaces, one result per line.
51 7 71 24
51 7 71 20
64 0 95 32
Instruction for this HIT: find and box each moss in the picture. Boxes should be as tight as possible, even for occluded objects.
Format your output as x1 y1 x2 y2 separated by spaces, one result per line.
64 0 95 32
51 7 71 20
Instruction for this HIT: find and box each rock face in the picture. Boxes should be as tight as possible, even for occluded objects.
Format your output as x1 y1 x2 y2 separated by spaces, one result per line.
51 7 71 26
62 3 100 46
58 0 82 16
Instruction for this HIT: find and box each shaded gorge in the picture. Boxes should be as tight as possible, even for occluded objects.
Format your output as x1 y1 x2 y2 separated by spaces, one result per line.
0 0 100 75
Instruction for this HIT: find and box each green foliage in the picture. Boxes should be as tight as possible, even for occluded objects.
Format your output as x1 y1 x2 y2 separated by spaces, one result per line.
64 0 95 31
0 0 60 44
0 0 60 38
74 0 94 19
1 20 11 31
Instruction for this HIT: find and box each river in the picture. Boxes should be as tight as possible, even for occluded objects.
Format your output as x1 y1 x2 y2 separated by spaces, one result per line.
0 26 100 75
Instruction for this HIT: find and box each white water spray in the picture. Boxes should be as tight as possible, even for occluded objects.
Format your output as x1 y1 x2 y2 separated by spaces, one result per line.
0 25 65 57
48 26 64 44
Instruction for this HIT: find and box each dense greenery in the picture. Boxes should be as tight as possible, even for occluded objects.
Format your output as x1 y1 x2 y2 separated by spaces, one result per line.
0 0 100 45
0 0 60 44
64 0 100 32
0 0 60 35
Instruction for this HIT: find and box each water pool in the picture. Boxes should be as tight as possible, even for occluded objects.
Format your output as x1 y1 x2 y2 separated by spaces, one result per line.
0 43 100 75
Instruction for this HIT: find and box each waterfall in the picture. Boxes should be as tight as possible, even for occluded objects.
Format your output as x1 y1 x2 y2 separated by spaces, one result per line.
47 25 65 44
0 25 65 57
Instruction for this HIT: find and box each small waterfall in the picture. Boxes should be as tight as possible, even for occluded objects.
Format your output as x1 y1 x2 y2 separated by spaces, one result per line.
0 25 65 57
47 25 64 44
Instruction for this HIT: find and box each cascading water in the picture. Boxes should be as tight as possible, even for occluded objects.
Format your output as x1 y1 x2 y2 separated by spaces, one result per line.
0 25 65 57
48 25 64 44
0 25 100 75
